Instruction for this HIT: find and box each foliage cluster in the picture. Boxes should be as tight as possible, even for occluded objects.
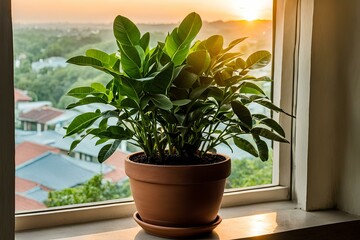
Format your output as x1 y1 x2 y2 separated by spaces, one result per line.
64 12 289 163
45 174 130 207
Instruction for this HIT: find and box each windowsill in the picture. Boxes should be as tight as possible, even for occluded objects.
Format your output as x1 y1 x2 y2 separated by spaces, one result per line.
15 201 360 240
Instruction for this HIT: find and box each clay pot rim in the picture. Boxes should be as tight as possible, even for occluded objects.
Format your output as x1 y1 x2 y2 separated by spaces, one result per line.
125 151 231 169
125 151 231 184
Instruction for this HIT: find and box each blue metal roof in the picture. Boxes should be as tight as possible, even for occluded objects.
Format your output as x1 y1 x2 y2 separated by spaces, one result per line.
15 130 63 145
51 135 107 157
16 152 113 190
24 186 48 203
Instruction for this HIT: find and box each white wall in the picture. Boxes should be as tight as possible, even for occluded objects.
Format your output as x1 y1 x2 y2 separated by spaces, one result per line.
295 0 360 214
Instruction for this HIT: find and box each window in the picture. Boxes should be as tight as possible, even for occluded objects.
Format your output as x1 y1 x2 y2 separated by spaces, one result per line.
10 0 295 230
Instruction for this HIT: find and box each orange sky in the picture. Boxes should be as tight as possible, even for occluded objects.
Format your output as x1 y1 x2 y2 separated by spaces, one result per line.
12 0 272 23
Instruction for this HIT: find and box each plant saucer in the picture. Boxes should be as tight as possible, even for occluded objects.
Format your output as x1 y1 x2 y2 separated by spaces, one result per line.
133 211 222 239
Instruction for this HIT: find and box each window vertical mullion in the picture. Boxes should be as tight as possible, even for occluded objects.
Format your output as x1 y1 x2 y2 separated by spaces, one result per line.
0 0 15 238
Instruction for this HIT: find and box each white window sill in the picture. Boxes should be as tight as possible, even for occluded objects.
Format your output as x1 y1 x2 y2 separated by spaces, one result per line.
15 185 289 231
15 201 360 240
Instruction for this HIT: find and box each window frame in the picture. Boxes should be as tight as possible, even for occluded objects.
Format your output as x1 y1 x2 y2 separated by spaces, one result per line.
0 0 15 238
5 0 299 232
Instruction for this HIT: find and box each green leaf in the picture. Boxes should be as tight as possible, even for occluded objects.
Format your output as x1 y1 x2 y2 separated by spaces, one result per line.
91 82 107 93
69 139 81 153
233 136 258 157
66 87 94 98
253 135 269 161
223 37 247 53
172 99 192 106
66 97 108 109
235 58 246 69
119 45 142 78
259 118 286 137
107 126 133 140
255 76 272 82
65 112 101 137
96 138 109 145
86 49 110 65
231 100 252 128
145 62 174 94
150 94 173 110
246 50 271 69
164 12 202 65
186 50 211 74
251 127 289 143
254 99 293 117
121 98 138 109
113 15 140 46
98 140 121 163
119 76 141 102
139 32 150 52
173 69 198 89
240 82 266 95
178 12 202 43
67 56 103 68
99 118 108 130
205 35 223 57
189 86 208 100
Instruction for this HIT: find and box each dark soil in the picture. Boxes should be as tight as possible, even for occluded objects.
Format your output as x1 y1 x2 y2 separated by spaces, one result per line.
129 152 226 165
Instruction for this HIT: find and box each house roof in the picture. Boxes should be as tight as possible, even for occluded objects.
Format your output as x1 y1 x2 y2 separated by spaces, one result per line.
16 152 113 190
24 186 49 203
15 130 63 145
15 177 38 193
52 135 107 157
104 150 128 182
15 194 46 212
16 141 60 166
17 101 52 113
19 106 64 124
14 88 32 103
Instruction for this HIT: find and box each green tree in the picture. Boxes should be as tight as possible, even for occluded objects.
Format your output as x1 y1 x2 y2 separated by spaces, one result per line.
45 175 131 207
226 153 273 189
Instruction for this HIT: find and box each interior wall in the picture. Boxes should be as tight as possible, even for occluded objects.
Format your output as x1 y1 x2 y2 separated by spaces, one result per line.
330 0 360 215
301 0 360 214
306 0 340 210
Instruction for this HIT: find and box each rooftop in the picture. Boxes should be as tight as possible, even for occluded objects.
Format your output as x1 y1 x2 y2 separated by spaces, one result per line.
16 152 113 190
16 141 60 166
19 106 64 124
14 88 32 103
15 130 63 145
15 194 46 212
104 150 128 182
15 177 38 193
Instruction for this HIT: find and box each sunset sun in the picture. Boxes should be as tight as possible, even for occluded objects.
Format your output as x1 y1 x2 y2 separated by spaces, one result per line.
234 0 272 21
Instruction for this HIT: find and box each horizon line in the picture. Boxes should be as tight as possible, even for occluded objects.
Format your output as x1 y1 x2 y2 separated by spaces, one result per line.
12 18 272 25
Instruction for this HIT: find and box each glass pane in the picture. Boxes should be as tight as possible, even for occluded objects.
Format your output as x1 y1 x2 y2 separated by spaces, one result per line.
13 0 273 212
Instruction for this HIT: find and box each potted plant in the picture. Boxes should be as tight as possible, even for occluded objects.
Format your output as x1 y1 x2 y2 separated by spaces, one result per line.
64 12 290 238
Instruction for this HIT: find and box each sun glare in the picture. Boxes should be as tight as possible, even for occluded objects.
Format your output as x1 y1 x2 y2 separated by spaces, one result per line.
234 0 272 21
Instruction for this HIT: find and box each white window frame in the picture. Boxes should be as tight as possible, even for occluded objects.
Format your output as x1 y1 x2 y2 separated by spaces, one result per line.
3 0 300 232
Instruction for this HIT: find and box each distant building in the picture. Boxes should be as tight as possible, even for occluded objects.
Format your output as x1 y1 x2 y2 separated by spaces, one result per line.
18 106 64 132
16 152 113 190
31 56 67 72
104 150 128 182
17 101 52 113
14 88 32 105
15 193 46 212
16 141 60 165
15 130 63 145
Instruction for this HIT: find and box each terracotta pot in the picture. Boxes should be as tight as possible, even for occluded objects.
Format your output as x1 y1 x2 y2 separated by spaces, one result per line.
125 152 231 228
